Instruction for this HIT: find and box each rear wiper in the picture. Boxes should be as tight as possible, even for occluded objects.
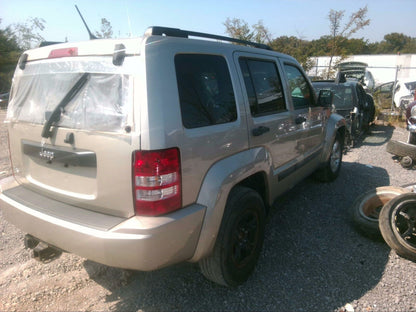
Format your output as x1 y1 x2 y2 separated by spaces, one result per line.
41 73 90 138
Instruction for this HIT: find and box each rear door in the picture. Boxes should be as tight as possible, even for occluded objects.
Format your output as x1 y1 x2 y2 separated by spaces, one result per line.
234 52 301 172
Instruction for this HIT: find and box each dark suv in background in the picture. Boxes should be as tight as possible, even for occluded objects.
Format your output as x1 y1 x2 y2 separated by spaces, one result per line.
313 80 375 147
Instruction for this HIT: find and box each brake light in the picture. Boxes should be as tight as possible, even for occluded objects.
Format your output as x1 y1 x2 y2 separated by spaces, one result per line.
133 148 182 216
48 47 78 58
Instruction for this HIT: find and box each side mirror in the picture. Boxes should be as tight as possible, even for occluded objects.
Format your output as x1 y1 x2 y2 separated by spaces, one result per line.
317 89 333 108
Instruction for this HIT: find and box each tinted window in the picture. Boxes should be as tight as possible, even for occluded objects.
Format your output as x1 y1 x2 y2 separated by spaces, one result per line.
175 54 237 129
284 64 316 109
239 58 286 116
314 84 353 109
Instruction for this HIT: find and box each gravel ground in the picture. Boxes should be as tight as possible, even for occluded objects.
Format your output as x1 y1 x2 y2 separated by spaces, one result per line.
0 108 415 312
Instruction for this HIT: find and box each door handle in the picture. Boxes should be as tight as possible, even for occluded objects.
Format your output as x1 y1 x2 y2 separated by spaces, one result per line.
295 116 307 124
252 126 270 136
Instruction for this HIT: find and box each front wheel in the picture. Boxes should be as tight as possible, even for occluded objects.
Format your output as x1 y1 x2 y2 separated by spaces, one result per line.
199 186 266 287
379 193 416 261
315 131 343 182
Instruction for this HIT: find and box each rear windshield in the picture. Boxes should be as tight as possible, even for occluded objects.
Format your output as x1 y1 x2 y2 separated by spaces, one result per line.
7 58 132 133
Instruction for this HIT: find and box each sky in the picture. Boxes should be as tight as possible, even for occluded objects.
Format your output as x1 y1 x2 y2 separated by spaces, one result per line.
0 0 415 44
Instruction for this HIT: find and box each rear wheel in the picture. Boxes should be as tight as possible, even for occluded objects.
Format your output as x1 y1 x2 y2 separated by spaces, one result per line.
315 131 343 182
379 193 416 261
199 186 266 287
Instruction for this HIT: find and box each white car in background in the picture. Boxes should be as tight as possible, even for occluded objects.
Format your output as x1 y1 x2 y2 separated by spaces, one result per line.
394 78 416 110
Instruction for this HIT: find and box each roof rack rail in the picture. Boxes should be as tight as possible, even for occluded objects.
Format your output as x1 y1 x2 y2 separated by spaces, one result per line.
145 26 272 51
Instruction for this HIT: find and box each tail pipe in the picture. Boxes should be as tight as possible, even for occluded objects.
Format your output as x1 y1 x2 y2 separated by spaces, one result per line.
24 234 63 262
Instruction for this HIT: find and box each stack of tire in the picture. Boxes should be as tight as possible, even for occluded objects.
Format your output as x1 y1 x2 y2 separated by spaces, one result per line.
351 186 416 261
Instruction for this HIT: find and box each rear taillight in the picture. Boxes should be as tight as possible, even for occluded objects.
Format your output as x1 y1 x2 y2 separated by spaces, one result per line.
133 148 182 216
48 47 78 58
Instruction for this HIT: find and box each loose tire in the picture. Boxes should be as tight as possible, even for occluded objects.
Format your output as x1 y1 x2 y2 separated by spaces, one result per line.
400 156 413 169
386 139 416 161
351 186 411 239
315 132 343 182
379 193 416 261
199 186 266 287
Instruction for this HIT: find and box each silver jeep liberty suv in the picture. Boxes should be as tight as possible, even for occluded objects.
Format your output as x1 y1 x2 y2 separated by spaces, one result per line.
0 26 346 286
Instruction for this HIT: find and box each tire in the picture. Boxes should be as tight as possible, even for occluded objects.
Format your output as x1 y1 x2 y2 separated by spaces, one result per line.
351 186 411 239
368 96 376 122
350 116 360 146
364 94 375 130
199 186 266 287
386 139 416 160
351 112 363 138
315 131 343 182
379 193 416 261
400 156 413 169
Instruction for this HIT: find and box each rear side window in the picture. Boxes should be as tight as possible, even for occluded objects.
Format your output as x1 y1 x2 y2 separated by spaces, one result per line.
175 54 237 129
284 64 316 109
239 58 286 116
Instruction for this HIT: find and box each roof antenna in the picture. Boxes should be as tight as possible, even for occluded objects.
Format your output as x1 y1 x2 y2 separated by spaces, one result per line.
75 5 98 40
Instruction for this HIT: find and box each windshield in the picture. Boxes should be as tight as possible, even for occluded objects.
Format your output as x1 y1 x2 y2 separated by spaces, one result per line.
7 58 132 133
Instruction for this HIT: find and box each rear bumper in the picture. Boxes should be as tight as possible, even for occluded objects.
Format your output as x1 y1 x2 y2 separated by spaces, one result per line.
0 177 206 271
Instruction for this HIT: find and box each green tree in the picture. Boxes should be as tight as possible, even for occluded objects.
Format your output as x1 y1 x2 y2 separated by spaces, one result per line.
10 17 45 50
0 17 46 92
252 20 272 44
371 33 416 54
309 36 332 56
342 38 370 55
270 36 313 71
0 20 21 92
94 18 113 39
224 18 273 45
223 18 313 70
223 18 253 42
326 6 370 77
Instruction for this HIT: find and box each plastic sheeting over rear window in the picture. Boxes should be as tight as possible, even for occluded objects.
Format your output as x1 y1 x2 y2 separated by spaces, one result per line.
6 58 132 133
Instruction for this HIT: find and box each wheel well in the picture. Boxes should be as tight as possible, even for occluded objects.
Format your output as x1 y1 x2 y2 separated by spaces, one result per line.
236 172 270 214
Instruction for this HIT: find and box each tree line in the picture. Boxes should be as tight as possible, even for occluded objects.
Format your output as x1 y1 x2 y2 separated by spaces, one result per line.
1 6 415 92
224 6 416 71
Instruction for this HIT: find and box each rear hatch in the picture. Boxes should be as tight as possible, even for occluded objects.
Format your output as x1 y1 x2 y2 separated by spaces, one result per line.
6 39 143 218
